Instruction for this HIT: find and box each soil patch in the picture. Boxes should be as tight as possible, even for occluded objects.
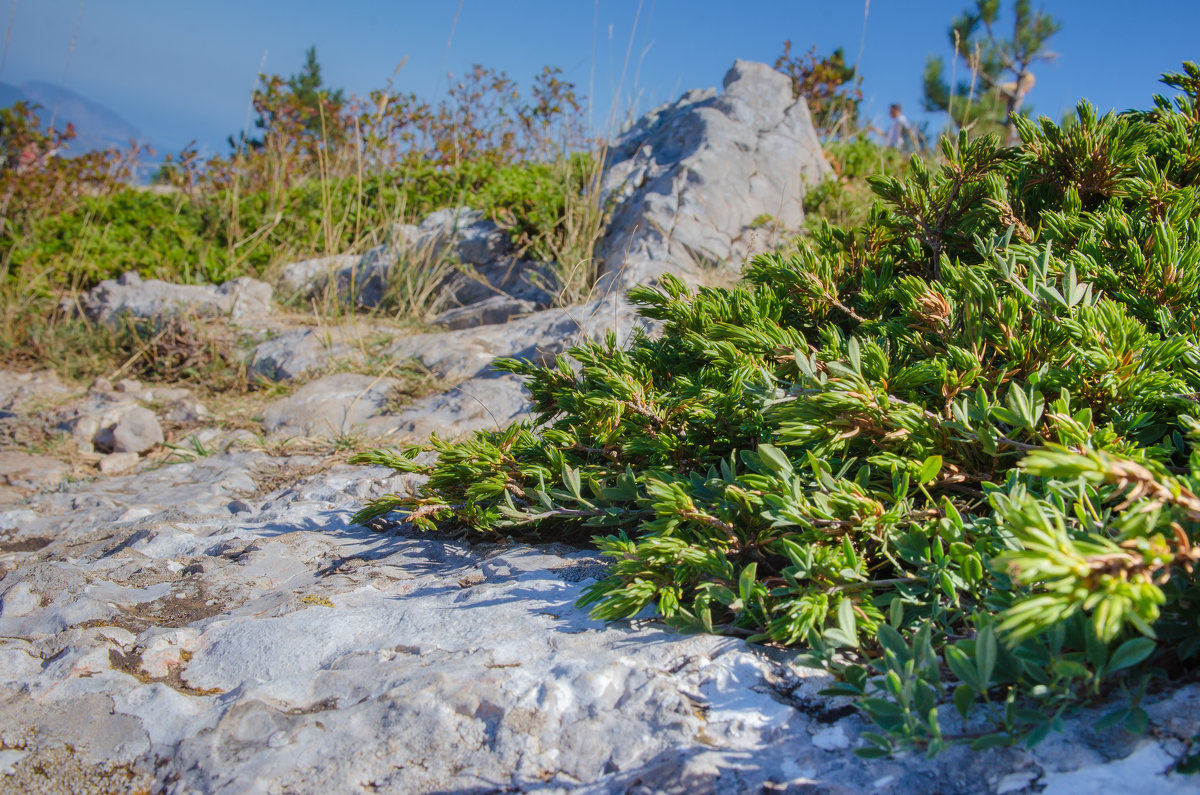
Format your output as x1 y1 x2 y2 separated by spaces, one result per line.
0 536 52 553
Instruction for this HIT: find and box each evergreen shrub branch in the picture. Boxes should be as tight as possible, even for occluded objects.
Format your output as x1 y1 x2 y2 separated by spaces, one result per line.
352 64 1200 758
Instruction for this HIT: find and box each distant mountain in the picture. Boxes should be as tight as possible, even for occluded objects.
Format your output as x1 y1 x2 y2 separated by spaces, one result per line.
0 80 149 155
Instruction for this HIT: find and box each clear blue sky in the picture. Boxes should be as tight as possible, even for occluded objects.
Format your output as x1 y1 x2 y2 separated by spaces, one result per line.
3 0 1198 154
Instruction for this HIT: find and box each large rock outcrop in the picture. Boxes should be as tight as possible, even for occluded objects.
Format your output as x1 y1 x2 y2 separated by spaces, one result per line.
597 59 831 291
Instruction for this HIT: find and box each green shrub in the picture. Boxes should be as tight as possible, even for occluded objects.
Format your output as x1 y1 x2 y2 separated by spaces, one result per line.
4 155 596 294
803 135 913 229
353 64 1200 756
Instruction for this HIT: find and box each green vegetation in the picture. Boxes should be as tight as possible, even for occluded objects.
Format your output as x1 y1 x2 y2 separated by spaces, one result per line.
774 42 863 138
6 156 599 293
353 64 1200 756
0 48 606 382
804 135 914 229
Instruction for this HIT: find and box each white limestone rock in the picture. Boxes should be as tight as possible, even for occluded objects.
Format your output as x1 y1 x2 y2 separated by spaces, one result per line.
276 254 361 298
0 459 1196 793
95 404 163 454
597 59 831 292
78 271 273 326
260 373 404 439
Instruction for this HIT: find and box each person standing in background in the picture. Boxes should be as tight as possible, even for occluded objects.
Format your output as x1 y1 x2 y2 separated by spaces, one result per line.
873 103 915 150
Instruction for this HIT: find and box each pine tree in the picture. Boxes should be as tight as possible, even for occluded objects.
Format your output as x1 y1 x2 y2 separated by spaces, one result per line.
287 45 345 137
233 45 346 153
923 0 1060 143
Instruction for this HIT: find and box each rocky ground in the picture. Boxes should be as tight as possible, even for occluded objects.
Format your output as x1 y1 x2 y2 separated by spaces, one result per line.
2 61 1199 793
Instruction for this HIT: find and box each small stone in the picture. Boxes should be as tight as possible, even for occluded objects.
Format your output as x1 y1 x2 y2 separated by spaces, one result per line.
811 724 850 751
108 406 163 454
996 770 1039 794
164 397 208 423
113 378 142 393
98 451 139 475
89 377 113 394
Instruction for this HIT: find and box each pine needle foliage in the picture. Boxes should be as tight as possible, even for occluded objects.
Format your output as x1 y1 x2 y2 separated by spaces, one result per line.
353 65 1200 756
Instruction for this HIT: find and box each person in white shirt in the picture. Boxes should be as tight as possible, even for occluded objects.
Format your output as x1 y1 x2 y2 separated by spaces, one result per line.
873 103 914 150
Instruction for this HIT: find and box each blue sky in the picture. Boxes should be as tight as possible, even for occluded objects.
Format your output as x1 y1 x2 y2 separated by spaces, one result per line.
4 0 1198 154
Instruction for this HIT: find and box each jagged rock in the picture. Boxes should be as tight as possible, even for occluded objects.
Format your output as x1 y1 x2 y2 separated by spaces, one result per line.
384 295 642 384
431 294 537 330
249 328 353 383
260 373 403 438
388 371 533 439
329 245 396 309
440 256 558 309
596 59 831 291
275 207 516 312
78 271 274 326
416 206 513 266
276 254 361 298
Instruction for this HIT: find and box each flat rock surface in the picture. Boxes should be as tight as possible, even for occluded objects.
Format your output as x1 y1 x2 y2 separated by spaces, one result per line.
1 454 1198 793
261 373 403 439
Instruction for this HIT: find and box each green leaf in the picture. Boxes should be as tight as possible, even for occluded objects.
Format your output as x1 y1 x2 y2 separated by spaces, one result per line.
562 464 582 499
1024 721 1054 747
1095 708 1129 731
738 563 758 608
953 683 976 720
975 625 997 688
918 455 943 484
877 624 911 665
837 597 859 648
1125 708 1149 734
853 747 892 759
1105 637 1156 675
848 336 862 373
888 597 904 629
945 645 982 691
757 443 794 476
970 733 1013 751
